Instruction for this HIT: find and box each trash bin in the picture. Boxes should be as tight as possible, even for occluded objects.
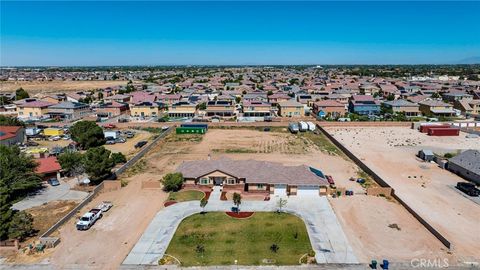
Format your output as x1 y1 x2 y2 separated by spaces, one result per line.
382 259 389 269
371 259 377 269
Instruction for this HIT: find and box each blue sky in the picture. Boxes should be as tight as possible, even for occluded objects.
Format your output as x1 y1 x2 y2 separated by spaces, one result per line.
1 1 479 66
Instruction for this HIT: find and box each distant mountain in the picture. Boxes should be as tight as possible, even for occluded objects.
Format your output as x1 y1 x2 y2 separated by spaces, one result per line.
455 57 480 64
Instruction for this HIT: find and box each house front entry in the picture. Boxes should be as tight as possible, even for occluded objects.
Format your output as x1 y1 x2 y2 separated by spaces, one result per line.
212 177 225 186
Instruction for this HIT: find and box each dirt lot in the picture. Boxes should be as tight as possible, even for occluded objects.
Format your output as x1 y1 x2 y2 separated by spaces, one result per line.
103 129 153 158
0 80 130 94
144 129 450 262
11 127 459 268
326 126 480 261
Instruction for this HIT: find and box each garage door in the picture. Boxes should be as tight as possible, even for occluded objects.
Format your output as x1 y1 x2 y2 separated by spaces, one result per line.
274 184 287 196
297 186 319 196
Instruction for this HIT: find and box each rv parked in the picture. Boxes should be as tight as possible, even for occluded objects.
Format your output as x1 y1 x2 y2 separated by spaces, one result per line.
306 122 316 131
298 121 308 132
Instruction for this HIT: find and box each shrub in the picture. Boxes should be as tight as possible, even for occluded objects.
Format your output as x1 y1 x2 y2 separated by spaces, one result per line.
162 173 184 192
270 243 279 253
308 249 316 257
111 152 127 164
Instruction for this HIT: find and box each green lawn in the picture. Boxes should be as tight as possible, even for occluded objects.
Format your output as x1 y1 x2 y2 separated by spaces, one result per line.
165 212 312 266
168 190 205 202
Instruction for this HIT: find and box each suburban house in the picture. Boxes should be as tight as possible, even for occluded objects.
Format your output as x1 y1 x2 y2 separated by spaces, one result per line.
176 158 329 196
382 99 420 117
348 95 380 115
278 100 305 117
442 91 473 102
156 94 182 105
16 100 54 120
242 100 272 119
0 126 25 146
205 100 236 118
168 102 197 118
130 101 167 118
104 94 131 103
95 101 129 118
47 101 90 121
447 150 480 185
325 94 349 104
268 93 291 105
418 100 455 117
454 99 480 116
35 156 62 181
312 100 346 118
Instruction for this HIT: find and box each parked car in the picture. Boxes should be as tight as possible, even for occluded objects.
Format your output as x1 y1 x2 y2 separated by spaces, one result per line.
104 124 116 129
26 141 39 147
135 140 148 148
76 208 103 230
456 182 480 197
106 140 116 145
49 136 61 141
62 135 71 140
115 137 126 143
288 122 299 133
47 178 60 186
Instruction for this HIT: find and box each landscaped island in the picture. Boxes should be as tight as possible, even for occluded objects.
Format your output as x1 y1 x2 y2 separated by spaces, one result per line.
165 212 313 266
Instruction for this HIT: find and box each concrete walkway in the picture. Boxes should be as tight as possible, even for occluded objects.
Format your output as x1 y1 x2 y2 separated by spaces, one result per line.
123 188 357 265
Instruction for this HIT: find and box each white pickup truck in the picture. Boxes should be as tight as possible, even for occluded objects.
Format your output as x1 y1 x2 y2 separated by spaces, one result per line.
76 208 103 230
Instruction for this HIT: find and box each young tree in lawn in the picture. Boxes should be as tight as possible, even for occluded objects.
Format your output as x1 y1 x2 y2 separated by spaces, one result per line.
233 192 242 212
161 172 184 192
200 197 208 213
83 146 115 183
69 121 106 149
277 197 287 212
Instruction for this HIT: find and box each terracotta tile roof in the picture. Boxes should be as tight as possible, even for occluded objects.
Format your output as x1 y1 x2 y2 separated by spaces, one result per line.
0 126 22 140
35 156 62 174
18 100 54 108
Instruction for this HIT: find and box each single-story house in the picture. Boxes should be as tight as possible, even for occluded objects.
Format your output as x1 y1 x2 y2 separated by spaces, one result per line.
176 158 329 196
0 126 25 146
35 156 62 181
447 150 480 185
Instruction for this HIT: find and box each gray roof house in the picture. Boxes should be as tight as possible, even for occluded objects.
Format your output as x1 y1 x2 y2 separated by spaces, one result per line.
176 158 328 196
448 150 480 185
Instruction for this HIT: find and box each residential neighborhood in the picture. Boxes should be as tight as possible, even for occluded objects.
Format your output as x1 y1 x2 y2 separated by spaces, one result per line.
1 0 480 269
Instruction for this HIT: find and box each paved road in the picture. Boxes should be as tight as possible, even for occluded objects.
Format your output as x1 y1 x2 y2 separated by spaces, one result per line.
123 187 357 265
12 178 88 211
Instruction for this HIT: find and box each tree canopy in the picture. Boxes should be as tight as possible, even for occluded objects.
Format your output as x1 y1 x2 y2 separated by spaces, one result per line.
58 151 84 176
83 146 115 183
0 116 25 127
0 145 41 240
70 121 105 149
162 172 184 192
15 88 29 100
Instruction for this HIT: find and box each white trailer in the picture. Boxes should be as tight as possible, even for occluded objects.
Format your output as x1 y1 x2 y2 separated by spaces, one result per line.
306 122 316 131
104 131 120 140
298 121 308 132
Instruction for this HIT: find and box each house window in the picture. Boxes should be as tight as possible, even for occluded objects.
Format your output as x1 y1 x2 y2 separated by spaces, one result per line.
200 178 209 185
257 184 264 189
227 178 236 185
